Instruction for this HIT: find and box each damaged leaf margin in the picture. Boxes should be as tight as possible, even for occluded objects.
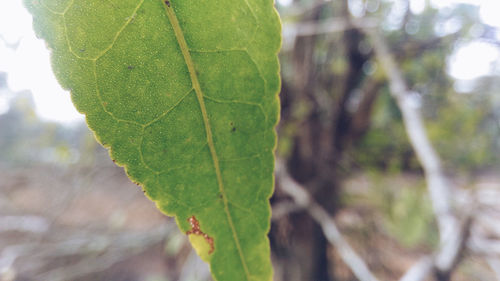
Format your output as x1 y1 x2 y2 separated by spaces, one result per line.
187 216 215 262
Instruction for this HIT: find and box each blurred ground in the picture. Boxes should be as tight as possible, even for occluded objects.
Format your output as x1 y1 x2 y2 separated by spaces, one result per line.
337 172 499 281
2 160 498 280
0 157 211 281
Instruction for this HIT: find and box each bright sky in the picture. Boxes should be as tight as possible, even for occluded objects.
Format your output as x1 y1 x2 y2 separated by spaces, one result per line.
0 0 499 123
0 0 83 123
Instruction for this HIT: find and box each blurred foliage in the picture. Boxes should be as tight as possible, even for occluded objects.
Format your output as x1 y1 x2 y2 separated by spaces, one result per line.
427 93 498 172
375 176 437 248
0 89 101 168
352 89 500 172
342 172 438 248
278 0 500 179
351 90 417 172
274 1 500 278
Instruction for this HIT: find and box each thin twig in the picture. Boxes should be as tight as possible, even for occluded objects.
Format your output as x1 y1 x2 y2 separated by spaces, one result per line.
361 27 457 240
284 17 378 38
486 258 500 281
0 225 172 280
398 257 433 281
271 201 304 220
276 160 380 281
361 26 469 279
0 216 49 233
282 18 378 51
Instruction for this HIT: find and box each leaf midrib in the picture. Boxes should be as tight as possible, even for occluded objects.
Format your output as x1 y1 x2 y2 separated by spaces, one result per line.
161 1 251 280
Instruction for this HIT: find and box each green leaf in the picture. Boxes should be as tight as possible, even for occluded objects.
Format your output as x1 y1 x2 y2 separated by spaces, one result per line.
24 0 281 280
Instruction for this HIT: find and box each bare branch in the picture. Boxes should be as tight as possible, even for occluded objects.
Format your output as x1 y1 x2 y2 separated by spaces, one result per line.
1 224 172 280
271 201 304 220
282 18 378 51
360 26 469 275
276 160 380 281
486 258 500 281
398 257 433 281
362 27 457 238
284 17 378 38
0 216 49 234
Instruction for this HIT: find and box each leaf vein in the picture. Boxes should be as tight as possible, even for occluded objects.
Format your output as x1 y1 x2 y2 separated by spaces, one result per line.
138 131 162 174
188 48 268 98
58 0 93 61
143 88 195 127
228 201 254 214
62 0 74 14
219 153 263 162
241 0 259 48
63 17 92 60
189 48 247 53
243 49 269 95
92 61 143 126
93 0 145 61
203 95 268 124
162 2 251 279
39 0 64 15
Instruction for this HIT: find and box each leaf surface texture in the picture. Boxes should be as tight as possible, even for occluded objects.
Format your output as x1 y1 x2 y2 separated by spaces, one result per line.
25 0 281 280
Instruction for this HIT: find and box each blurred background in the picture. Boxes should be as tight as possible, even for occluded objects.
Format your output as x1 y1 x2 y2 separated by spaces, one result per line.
1 0 500 280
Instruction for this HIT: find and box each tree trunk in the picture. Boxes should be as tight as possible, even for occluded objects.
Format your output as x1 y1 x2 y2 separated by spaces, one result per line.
270 1 376 280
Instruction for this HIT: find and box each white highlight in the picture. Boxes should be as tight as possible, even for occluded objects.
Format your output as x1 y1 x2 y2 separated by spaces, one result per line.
410 0 426 14
479 1 500 28
277 0 293 7
448 41 500 80
0 0 83 124
430 0 500 28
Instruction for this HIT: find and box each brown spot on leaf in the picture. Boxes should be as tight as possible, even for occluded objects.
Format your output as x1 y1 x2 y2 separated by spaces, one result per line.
186 216 214 254
164 0 170 7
